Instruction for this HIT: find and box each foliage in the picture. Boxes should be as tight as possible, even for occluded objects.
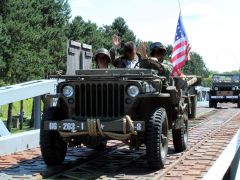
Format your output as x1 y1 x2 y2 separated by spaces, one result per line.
1 0 70 84
182 52 210 78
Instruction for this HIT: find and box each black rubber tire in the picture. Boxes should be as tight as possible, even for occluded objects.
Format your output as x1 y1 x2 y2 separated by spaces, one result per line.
237 101 240 108
209 100 217 108
40 107 67 166
213 101 218 108
146 108 168 169
209 100 213 108
189 96 197 119
172 109 188 153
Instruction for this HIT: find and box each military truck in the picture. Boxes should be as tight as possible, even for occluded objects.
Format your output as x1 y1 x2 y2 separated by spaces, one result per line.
209 74 240 108
41 68 200 170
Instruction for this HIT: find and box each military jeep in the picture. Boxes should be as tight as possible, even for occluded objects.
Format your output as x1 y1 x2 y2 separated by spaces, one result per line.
40 69 200 169
209 74 240 108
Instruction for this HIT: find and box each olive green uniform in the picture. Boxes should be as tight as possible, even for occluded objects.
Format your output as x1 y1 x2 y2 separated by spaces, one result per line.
140 58 173 78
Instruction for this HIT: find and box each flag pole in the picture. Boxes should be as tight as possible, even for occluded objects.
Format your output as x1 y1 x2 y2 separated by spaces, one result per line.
178 0 182 15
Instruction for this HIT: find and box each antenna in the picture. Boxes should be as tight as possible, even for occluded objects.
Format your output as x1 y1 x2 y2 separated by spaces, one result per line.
178 0 182 14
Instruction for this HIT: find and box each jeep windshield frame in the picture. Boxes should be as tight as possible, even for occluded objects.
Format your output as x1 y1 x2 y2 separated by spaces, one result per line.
49 69 166 81
212 74 240 83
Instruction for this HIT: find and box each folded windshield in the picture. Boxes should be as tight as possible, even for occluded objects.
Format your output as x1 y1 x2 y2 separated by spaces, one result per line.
213 74 240 83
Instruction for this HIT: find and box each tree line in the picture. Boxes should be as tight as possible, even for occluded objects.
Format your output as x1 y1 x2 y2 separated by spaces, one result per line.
0 0 210 87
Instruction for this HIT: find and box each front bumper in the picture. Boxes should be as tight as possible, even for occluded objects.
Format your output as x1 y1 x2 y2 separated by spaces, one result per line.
210 96 239 99
44 119 145 133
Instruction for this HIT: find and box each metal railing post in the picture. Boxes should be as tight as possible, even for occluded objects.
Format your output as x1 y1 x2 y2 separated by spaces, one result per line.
34 96 41 129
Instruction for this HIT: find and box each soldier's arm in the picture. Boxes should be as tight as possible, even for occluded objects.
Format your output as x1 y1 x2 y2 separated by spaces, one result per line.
140 58 164 73
110 34 121 63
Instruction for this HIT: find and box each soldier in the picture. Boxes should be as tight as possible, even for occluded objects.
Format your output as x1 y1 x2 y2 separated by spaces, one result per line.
140 42 173 77
111 35 142 69
94 48 111 69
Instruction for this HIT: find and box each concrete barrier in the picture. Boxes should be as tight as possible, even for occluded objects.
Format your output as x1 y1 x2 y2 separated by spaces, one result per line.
0 130 39 156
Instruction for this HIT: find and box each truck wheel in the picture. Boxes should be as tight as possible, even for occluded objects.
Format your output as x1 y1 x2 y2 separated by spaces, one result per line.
238 101 240 108
40 107 67 166
172 109 188 152
209 100 212 108
213 101 218 108
189 96 197 119
146 108 168 169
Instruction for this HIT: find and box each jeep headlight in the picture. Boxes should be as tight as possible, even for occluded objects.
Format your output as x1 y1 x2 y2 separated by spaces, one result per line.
63 85 74 97
232 87 237 91
127 85 140 97
214 87 218 91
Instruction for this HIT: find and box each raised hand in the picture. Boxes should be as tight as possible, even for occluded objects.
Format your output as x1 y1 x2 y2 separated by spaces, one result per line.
138 42 148 59
112 34 121 48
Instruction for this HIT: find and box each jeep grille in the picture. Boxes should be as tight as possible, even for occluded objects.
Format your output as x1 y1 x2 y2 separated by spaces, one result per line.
75 83 125 118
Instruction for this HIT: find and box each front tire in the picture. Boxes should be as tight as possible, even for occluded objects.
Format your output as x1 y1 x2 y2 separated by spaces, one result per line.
209 99 213 108
172 108 188 152
40 107 67 166
146 108 168 169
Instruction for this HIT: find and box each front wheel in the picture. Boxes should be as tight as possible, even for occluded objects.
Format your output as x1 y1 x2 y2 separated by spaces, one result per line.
146 108 168 169
172 108 188 153
237 100 240 108
40 107 67 166
209 100 217 108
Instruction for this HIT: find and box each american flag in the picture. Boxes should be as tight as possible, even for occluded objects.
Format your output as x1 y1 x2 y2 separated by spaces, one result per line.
171 15 191 76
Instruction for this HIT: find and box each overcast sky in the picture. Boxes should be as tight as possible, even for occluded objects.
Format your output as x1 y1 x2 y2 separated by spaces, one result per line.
68 0 240 72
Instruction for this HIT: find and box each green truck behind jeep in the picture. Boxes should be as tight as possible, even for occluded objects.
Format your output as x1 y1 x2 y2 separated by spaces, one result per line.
209 74 240 108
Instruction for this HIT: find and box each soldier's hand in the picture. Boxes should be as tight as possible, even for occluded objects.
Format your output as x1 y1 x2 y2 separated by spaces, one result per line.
112 34 121 48
149 57 158 62
138 42 148 59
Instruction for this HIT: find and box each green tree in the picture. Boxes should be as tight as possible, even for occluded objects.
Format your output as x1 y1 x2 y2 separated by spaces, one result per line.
1 0 70 84
104 17 136 48
182 52 210 77
68 16 111 52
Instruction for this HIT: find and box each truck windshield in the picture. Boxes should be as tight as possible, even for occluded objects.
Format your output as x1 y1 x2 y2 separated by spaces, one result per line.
213 75 240 83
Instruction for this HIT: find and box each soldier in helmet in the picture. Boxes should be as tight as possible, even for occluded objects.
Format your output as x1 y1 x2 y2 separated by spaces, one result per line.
111 35 142 69
94 48 111 69
140 42 173 77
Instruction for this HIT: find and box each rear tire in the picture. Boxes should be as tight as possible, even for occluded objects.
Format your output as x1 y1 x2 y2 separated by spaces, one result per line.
237 100 240 108
189 96 197 119
40 107 67 166
172 108 188 152
146 108 168 169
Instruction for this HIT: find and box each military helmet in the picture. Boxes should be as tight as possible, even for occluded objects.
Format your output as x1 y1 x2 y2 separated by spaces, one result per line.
150 42 167 56
94 48 111 63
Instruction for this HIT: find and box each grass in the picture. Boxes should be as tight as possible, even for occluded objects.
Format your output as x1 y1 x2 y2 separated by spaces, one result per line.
0 99 33 119
0 99 35 134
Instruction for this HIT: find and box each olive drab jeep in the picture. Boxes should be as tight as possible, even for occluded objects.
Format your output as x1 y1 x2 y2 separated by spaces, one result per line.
209 74 240 108
40 68 201 170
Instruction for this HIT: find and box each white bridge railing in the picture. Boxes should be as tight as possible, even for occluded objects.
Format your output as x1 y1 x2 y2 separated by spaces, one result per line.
0 79 58 155
0 79 57 129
